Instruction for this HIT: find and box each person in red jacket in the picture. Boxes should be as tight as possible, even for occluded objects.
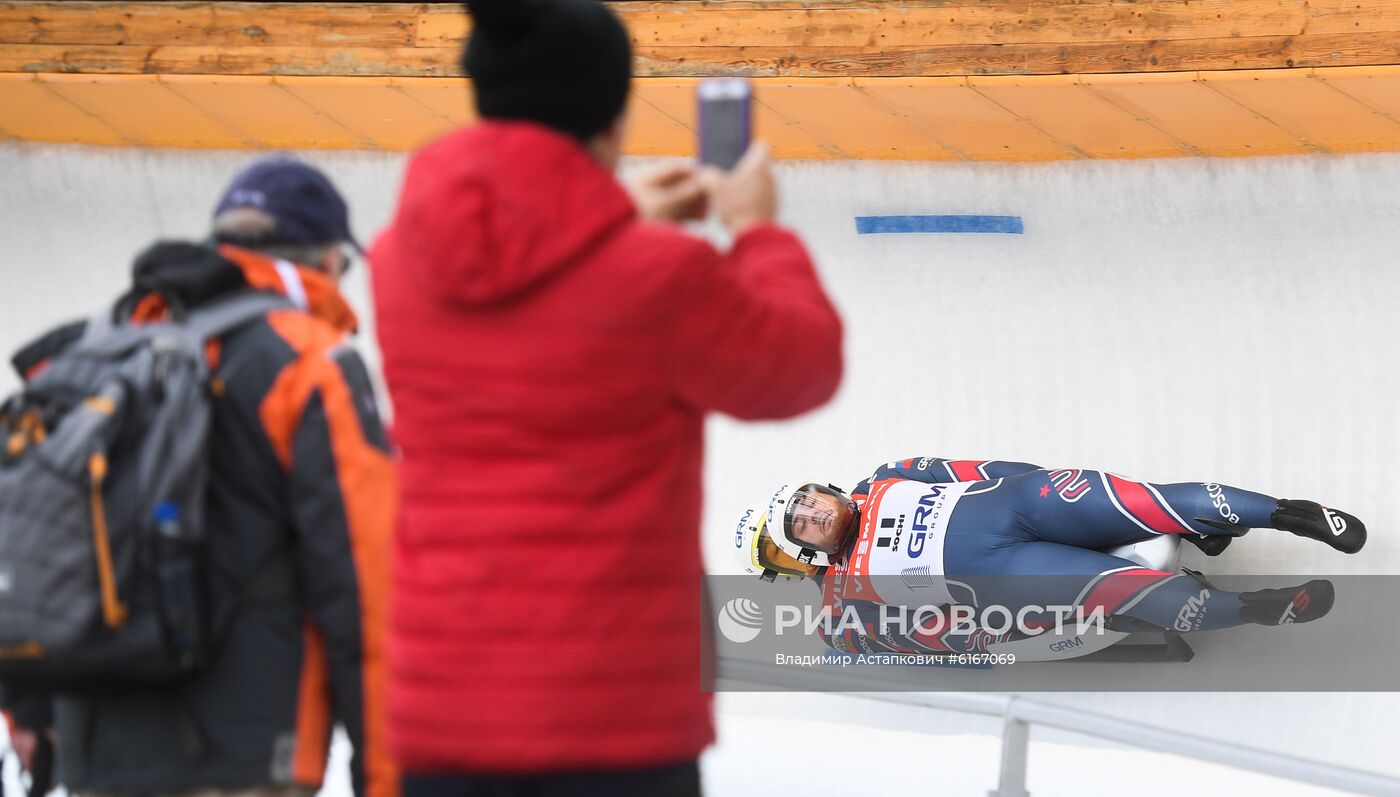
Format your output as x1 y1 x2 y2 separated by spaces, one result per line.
369 1 843 795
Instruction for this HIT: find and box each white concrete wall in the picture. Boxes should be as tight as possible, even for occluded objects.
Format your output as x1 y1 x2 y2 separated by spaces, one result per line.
2 143 1397 791
4 145 1392 573
0 144 402 406
704 154 1400 579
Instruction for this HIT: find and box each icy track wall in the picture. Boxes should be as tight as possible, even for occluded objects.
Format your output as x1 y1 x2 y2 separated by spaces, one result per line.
1 144 1396 585
4 144 1400 788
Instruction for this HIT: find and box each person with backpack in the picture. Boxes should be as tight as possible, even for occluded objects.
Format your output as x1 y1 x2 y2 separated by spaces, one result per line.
0 158 397 797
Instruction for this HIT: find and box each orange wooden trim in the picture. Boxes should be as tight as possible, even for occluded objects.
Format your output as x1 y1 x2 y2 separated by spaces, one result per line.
7 69 1400 160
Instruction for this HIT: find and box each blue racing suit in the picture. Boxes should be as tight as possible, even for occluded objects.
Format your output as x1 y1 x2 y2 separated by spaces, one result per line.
817 457 1277 655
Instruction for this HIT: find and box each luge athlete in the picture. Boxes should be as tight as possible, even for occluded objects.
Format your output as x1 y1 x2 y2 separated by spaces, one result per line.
734 457 1366 655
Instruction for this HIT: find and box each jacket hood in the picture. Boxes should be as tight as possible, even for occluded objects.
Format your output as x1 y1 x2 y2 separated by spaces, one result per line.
127 241 358 333
371 121 636 306
129 241 246 308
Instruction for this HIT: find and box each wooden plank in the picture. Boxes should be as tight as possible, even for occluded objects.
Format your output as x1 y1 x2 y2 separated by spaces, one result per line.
621 88 693 156
413 7 469 47
631 34 1400 77
1305 0 1400 36
7 1 1400 53
607 1 1183 7
143 45 461 76
0 44 158 73
614 2 1311 49
607 0 1176 6
162 73 368 149
1080 71 1312 156
0 44 462 76
1201 69 1400 151
419 1 1400 48
0 72 127 145
23 1 1250 53
277 75 453 149
755 78 957 159
854 78 1076 160
7 33 1400 77
1311 66 1400 124
390 75 473 126
40 73 249 147
4 1 1400 78
970 74 1188 158
0 3 422 47
390 0 1308 55
9 70 1400 159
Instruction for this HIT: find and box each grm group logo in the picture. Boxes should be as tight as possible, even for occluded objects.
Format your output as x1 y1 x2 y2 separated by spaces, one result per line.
1174 588 1211 632
735 509 753 547
717 597 764 643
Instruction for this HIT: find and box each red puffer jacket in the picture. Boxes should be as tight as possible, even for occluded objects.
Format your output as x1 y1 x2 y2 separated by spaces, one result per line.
370 121 842 772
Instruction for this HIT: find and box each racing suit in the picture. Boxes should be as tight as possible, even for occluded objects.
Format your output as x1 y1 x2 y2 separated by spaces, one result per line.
817 457 1292 656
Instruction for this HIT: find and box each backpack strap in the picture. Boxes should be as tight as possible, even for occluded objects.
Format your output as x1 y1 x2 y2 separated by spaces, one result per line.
72 290 292 361
180 291 293 346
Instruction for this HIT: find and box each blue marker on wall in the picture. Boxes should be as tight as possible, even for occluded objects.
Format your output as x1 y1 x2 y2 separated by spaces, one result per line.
856 215 1024 235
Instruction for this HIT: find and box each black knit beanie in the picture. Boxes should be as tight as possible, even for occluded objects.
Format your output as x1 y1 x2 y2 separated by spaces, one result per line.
462 0 633 141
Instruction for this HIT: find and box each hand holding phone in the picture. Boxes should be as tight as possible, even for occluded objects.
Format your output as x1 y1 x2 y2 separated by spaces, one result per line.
625 162 706 223
698 142 775 236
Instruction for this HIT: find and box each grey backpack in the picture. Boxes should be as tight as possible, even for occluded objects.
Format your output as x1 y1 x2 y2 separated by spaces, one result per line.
0 291 288 687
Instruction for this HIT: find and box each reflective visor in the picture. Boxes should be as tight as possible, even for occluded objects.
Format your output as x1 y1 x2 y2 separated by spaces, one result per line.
756 520 819 578
782 483 858 555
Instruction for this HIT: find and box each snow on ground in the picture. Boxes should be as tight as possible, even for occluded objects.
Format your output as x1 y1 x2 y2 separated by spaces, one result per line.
703 711 1350 797
0 698 1354 797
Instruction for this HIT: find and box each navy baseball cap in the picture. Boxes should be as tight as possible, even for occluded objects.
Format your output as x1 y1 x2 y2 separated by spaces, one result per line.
213 157 360 251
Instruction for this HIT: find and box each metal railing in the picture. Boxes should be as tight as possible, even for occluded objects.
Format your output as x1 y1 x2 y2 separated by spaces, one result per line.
716 658 1400 797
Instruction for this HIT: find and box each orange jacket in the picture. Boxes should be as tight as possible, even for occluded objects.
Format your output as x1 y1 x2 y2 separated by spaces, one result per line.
7 242 397 797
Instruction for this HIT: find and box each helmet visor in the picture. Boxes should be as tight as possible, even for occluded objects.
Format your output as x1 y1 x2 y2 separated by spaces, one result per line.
756 521 820 578
782 483 858 555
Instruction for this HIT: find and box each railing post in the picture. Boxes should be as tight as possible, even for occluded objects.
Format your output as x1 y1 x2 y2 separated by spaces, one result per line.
990 711 1031 797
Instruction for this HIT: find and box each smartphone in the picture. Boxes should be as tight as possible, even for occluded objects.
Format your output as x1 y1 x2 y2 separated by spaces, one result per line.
697 78 752 171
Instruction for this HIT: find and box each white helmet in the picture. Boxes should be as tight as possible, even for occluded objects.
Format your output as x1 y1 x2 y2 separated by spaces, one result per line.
733 480 859 582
